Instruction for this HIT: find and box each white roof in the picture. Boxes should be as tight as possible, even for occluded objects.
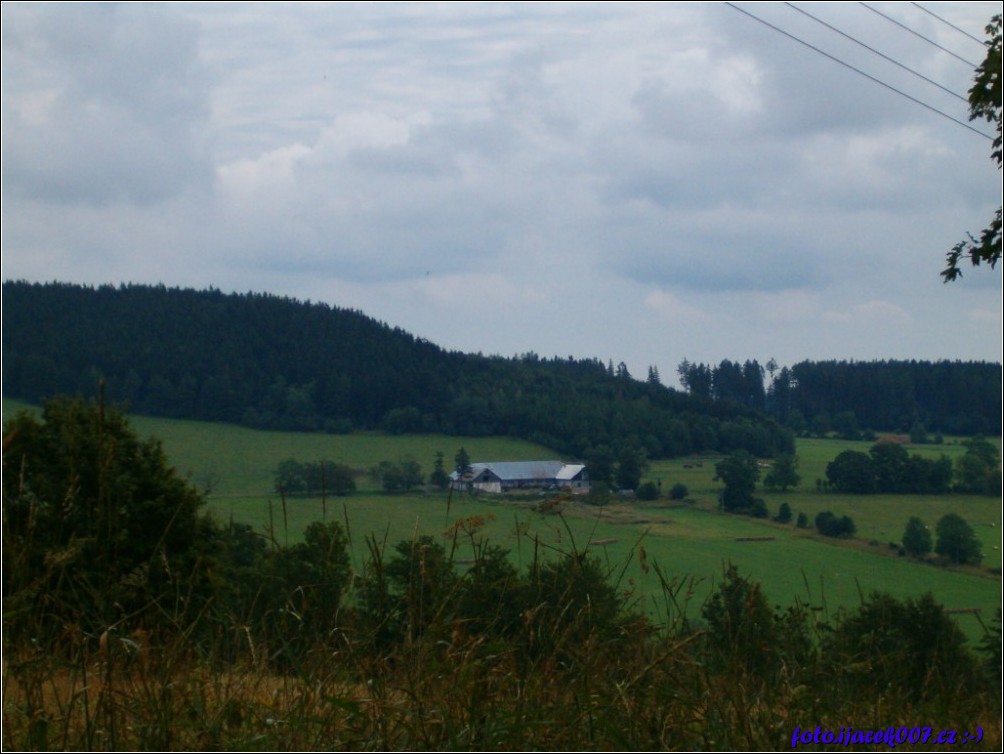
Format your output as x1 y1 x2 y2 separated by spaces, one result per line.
555 464 586 480
452 460 583 481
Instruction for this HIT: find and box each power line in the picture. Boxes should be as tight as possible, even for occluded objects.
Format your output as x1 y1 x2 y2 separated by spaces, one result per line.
786 2 967 104
911 2 985 46
859 2 980 68
724 3 992 141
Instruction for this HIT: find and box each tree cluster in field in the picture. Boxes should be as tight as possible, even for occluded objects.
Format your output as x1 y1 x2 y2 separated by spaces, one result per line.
581 442 648 493
712 452 858 535
713 451 769 517
678 357 1000 437
368 457 425 493
274 458 357 496
276 451 460 495
824 439 1000 496
2 281 795 462
902 514 984 566
713 442 999 549
814 510 857 538
711 451 852 536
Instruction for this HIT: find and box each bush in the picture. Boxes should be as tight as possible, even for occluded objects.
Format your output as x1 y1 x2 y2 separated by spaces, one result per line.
826 450 876 493
902 516 932 558
701 564 779 678
3 396 214 646
668 482 688 500
276 458 356 496
774 502 793 524
935 513 983 565
815 510 856 538
636 481 660 500
714 451 760 511
369 457 424 492
524 551 632 654
823 592 981 701
763 453 801 492
257 520 351 662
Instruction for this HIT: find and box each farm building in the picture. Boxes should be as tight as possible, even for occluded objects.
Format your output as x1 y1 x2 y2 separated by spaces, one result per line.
451 460 589 494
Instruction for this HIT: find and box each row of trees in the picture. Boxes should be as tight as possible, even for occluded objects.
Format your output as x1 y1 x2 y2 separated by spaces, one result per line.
677 357 1001 437
825 439 1000 495
903 514 984 565
713 452 805 520
712 441 998 514
275 449 470 495
369 458 425 493
274 459 356 496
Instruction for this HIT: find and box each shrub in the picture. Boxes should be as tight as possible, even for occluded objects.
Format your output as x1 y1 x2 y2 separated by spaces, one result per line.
257 520 351 663
763 453 800 492
714 451 760 511
935 513 983 565
701 564 778 678
774 502 793 524
636 481 660 500
3 396 211 646
825 450 876 493
902 516 932 558
276 458 356 495
815 510 856 538
668 482 688 500
823 592 981 701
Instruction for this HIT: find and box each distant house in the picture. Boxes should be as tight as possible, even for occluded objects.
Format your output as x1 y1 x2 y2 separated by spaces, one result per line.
451 460 589 494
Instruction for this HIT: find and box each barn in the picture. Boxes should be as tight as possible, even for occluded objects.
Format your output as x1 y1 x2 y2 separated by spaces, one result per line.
451 460 589 494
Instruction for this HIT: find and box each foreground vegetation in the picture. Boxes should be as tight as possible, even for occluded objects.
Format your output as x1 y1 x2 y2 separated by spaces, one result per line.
3 397 1002 750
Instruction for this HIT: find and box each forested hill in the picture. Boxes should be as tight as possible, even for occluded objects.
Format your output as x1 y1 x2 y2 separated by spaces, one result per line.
2 281 998 457
678 358 1001 438
2 281 793 460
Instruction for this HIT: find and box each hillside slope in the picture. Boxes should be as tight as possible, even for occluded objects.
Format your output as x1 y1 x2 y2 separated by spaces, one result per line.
2 280 791 460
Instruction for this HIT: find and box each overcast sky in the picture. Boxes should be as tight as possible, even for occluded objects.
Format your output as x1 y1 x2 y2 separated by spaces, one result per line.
3 2 1001 386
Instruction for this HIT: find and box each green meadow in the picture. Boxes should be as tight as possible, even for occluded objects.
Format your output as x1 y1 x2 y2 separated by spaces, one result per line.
4 398 1001 641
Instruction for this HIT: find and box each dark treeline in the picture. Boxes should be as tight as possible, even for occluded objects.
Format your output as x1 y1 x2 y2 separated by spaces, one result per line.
2 281 792 459
5 281 999 458
678 357 1001 437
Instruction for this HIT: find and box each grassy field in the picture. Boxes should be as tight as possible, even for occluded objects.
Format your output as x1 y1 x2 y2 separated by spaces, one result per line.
4 398 1001 641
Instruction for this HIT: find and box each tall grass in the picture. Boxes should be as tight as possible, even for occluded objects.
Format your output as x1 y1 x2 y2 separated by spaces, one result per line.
5 503 1001 751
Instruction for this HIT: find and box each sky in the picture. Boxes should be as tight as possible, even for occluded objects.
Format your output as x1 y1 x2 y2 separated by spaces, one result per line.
2 1 1001 387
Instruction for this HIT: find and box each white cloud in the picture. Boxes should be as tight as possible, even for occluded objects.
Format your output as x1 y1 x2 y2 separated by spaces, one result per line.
643 290 711 326
1 3 212 206
748 291 821 323
1 1 1000 375
969 306 1003 324
217 143 313 205
822 300 913 326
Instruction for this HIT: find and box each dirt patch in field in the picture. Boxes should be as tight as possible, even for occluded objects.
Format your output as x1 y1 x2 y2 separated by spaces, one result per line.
560 501 673 527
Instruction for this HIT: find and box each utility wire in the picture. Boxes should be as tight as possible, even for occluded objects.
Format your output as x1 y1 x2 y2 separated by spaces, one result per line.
724 3 992 140
786 2 967 103
859 2 980 68
911 2 985 46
